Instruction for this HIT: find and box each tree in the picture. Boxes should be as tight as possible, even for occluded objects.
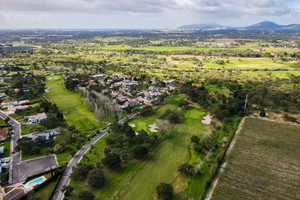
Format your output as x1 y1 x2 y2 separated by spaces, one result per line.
87 169 105 188
156 119 171 136
139 105 153 116
191 135 200 144
178 100 189 109
260 110 266 117
102 153 122 169
156 183 173 200
132 145 148 159
61 185 74 197
77 191 95 200
15 137 35 153
178 163 194 176
71 163 94 182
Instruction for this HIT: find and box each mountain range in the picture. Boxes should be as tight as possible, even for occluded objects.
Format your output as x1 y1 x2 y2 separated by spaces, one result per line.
177 21 300 31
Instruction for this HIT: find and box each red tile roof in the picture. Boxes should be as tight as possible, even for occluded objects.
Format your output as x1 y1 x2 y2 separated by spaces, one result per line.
0 129 7 140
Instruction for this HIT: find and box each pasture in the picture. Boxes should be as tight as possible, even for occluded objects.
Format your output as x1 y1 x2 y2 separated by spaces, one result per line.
211 118 300 200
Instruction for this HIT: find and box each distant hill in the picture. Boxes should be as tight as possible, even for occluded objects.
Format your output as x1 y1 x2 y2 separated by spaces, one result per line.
177 21 300 31
245 21 281 30
177 23 231 30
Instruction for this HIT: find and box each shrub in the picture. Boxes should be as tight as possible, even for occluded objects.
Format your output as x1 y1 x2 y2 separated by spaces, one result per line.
87 169 105 188
156 183 173 200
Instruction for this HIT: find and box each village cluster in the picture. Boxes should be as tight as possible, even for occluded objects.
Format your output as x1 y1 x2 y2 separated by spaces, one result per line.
87 73 176 107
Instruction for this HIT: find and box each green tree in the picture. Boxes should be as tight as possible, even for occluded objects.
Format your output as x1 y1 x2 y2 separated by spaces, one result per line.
178 163 194 176
71 163 94 182
61 185 74 197
102 153 122 169
156 183 173 200
77 191 95 200
87 169 105 188
132 145 148 159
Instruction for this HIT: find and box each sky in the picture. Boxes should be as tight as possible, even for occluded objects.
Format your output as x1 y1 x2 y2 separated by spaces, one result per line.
0 0 299 29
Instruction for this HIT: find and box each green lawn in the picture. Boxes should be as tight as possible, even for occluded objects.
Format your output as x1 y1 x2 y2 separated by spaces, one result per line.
44 76 104 132
21 124 48 135
0 118 7 126
0 141 10 158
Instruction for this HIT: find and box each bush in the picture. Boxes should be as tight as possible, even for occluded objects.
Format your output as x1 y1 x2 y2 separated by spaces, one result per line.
71 163 94 182
156 183 173 200
77 190 95 200
132 145 148 159
259 110 266 117
178 163 194 176
87 169 105 188
102 153 122 169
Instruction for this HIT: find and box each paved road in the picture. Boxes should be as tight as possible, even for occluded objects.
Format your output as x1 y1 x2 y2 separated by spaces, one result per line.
0 110 59 183
51 112 138 200
0 110 21 183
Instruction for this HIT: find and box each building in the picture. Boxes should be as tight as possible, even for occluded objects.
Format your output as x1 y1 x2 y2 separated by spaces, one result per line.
0 130 6 142
1 100 18 108
0 94 6 99
0 186 25 200
128 99 140 106
0 147 4 154
23 128 61 141
25 113 47 125
8 105 28 112
163 79 176 85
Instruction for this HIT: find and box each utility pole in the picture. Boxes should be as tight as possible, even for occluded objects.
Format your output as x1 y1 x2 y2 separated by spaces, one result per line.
244 95 248 115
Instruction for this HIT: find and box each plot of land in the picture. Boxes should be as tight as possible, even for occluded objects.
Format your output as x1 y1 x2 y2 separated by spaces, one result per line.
44 76 103 132
211 118 300 200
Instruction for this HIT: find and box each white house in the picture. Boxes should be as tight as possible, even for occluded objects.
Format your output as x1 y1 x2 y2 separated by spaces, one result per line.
1 100 18 108
25 113 47 125
23 128 61 141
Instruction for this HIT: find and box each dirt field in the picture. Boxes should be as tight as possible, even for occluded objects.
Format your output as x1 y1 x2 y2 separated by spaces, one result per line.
211 118 300 200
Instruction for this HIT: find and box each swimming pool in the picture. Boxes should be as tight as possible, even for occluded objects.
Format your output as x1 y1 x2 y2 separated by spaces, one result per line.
28 176 46 186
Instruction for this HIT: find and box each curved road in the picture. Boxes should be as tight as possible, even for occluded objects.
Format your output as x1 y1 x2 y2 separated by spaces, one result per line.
51 112 137 200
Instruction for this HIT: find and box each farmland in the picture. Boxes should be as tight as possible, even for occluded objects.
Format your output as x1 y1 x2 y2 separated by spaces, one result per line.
211 118 300 200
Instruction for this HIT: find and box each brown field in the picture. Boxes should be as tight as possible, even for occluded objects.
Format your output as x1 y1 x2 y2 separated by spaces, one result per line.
211 118 300 200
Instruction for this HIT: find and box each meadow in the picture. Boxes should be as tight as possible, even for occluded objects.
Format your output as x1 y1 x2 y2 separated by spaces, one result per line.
211 118 300 200
44 76 104 132
69 94 212 199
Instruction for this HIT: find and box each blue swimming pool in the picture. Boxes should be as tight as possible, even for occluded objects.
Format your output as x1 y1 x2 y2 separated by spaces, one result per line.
28 177 45 186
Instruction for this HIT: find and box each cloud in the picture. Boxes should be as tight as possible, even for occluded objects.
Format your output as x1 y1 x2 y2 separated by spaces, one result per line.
173 0 297 17
0 0 176 14
0 0 299 28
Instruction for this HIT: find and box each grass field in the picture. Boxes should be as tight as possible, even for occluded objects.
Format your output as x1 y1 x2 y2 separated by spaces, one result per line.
69 94 210 199
117 94 209 200
44 76 104 132
21 124 48 135
211 118 300 200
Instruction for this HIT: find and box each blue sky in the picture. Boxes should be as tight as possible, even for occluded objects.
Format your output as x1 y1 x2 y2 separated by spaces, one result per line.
0 0 299 29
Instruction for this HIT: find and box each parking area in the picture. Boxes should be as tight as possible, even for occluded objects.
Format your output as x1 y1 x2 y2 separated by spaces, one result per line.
13 155 58 181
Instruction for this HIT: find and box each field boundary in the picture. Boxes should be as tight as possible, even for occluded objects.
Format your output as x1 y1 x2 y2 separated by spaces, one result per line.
205 116 247 200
